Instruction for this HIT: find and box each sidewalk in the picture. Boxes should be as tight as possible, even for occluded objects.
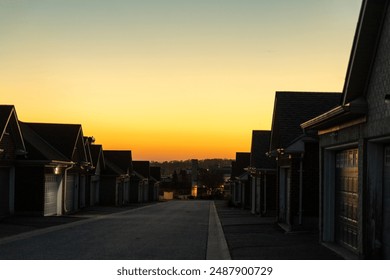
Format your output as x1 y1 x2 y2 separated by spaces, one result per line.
214 200 343 260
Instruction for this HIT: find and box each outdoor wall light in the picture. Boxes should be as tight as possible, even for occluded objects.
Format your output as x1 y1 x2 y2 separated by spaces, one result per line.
53 166 61 175
385 94 390 104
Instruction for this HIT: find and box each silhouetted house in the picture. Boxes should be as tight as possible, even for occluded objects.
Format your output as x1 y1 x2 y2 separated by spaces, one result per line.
301 0 390 259
149 166 161 201
230 152 251 208
100 150 132 206
0 105 27 218
249 130 276 216
131 161 150 202
16 122 90 216
268 91 340 231
88 143 105 206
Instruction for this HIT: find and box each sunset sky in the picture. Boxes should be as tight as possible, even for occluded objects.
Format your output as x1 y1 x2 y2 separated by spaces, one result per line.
1 0 362 161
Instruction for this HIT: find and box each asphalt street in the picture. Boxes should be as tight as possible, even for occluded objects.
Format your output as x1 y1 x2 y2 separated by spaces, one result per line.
0 201 214 260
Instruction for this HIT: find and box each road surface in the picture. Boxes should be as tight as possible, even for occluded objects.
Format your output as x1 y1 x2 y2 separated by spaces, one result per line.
0 200 228 260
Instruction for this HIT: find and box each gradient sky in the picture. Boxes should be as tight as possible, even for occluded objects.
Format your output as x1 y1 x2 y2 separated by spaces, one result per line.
0 0 362 161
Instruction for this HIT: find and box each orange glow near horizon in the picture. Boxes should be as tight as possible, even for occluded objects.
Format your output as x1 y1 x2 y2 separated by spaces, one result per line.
0 0 362 161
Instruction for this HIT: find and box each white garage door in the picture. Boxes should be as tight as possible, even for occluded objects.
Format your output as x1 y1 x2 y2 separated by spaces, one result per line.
44 174 60 216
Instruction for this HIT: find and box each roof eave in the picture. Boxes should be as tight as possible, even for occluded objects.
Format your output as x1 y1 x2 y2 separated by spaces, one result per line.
301 99 367 131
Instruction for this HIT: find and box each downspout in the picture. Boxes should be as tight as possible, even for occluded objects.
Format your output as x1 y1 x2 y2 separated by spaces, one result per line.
299 153 304 225
63 164 74 214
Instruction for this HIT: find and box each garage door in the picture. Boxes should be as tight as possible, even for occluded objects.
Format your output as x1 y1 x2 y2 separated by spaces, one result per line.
0 168 10 217
383 146 390 258
335 149 359 252
44 174 60 216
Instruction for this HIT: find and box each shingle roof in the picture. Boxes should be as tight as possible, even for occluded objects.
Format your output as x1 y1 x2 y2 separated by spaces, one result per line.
231 152 250 178
150 166 161 181
90 144 103 167
133 161 150 179
104 150 132 174
250 130 275 170
342 0 389 104
269 92 341 151
19 122 69 162
21 122 82 160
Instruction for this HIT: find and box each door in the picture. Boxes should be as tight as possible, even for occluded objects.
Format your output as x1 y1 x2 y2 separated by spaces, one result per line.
335 149 359 252
0 168 10 217
44 174 60 216
383 145 390 258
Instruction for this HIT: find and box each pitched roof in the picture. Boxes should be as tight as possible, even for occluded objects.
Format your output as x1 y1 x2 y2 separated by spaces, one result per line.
21 122 83 160
19 122 74 163
90 144 104 168
342 0 389 104
231 152 250 178
104 150 132 174
250 130 275 170
0 105 26 156
150 166 161 181
133 161 150 179
0 105 14 140
302 0 389 131
269 92 340 151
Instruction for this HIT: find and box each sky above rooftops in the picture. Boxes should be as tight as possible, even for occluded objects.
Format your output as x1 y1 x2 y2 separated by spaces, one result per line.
0 0 361 161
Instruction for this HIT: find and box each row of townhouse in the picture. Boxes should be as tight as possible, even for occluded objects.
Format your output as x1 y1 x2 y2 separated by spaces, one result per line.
230 0 390 259
0 106 160 218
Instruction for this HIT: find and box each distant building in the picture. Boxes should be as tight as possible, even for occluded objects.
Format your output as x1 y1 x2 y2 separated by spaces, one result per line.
230 152 251 208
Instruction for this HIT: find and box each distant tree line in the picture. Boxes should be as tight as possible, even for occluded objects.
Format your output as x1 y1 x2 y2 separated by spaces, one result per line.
151 158 233 176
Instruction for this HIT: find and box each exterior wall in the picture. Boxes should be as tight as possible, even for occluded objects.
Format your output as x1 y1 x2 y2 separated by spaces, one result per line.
100 176 117 205
250 172 277 216
263 172 277 216
303 142 320 217
14 166 45 215
0 133 16 161
276 143 320 230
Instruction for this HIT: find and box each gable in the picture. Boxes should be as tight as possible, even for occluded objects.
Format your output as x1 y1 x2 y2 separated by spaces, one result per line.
133 161 150 178
104 150 132 174
23 122 85 162
269 92 340 151
250 130 275 170
342 0 389 104
0 105 26 160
